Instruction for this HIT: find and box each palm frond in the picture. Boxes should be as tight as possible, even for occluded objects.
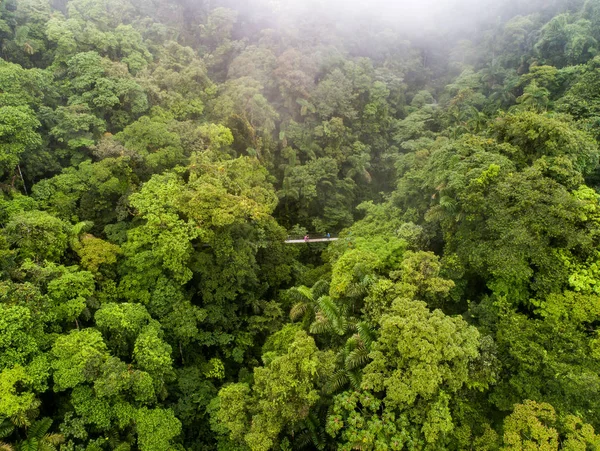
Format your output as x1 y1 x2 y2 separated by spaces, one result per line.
345 347 370 371
0 442 15 451
311 280 330 299
9 414 29 430
345 282 368 298
42 434 64 446
287 285 313 303
346 317 358 333
309 317 331 335
18 438 38 451
37 442 57 451
343 335 359 352
304 413 325 450
27 419 51 441
316 296 347 335
356 322 376 349
325 370 349 394
290 302 309 321
347 370 362 390
293 431 313 449
0 421 14 439
11 400 40 429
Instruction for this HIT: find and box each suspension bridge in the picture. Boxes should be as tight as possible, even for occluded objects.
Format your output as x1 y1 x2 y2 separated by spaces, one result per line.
284 234 339 244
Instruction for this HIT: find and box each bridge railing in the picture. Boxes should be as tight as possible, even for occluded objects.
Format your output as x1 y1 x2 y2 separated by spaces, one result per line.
286 233 335 241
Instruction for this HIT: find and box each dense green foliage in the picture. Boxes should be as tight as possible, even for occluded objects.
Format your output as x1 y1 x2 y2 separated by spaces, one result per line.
3 0 600 449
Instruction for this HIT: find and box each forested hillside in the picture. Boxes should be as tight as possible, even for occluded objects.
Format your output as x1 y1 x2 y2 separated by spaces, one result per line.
3 0 600 449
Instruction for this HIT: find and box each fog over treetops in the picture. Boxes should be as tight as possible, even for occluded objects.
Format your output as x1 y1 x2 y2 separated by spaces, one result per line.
219 0 580 40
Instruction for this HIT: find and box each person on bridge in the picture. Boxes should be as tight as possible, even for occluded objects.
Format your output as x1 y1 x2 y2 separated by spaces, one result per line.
326 232 331 239
304 235 309 242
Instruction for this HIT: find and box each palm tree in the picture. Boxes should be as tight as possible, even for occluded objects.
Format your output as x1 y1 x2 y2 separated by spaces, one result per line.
466 107 489 134
288 280 329 324
308 295 349 336
516 81 550 112
292 411 328 450
488 77 518 110
346 152 372 184
326 321 376 393
288 281 352 337
290 321 375 451
16 418 63 451
479 60 507 91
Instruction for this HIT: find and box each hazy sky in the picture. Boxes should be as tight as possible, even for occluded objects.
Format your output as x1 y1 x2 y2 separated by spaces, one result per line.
224 0 567 47
258 0 512 36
